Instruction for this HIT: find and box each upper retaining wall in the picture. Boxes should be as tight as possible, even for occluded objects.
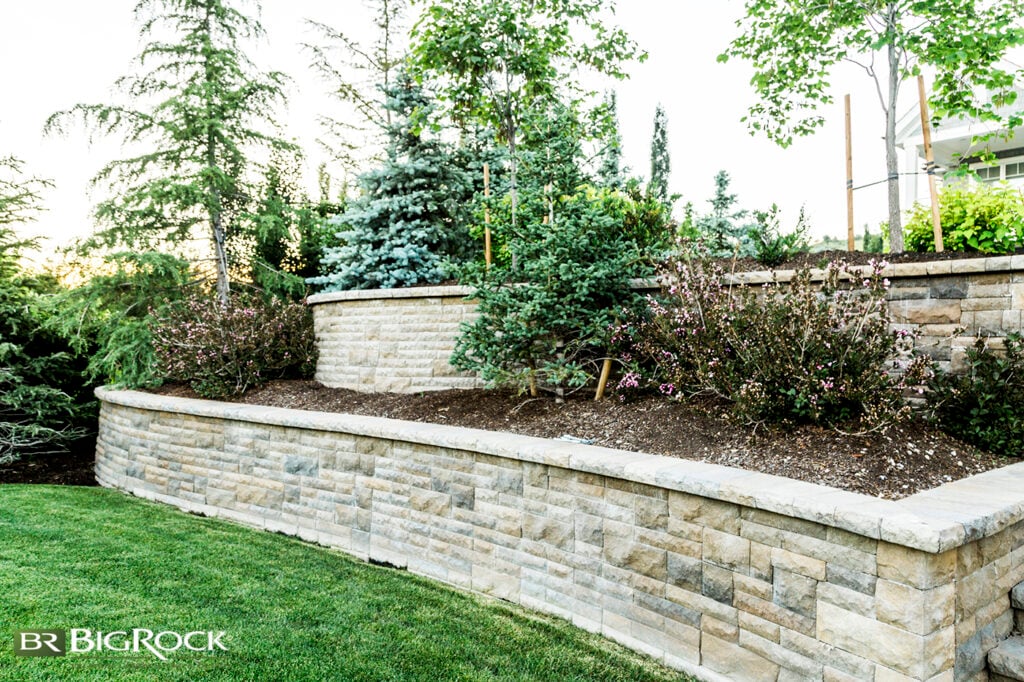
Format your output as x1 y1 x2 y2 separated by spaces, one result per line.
308 285 481 393
308 256 1024 393
97 387 1024 681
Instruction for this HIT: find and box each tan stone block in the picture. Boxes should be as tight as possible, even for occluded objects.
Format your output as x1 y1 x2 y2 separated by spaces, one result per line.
772 547 826 580
890 300 961 325
668 492 740 533
781 628 877 679
818 581 875 615
704 528 751 571
702 615 739 642
739 629 824 679
734 590 815 637
957 541 983 578
824 668 864 682
816 601 934 678
635 495 669 530
701 633 780 682
738 610 780 643
956 561 1001 620
875 580 954 635
603 535 667 581
877 542 955 589
735 573 773 601
961 297 1011 311
409 488 451 516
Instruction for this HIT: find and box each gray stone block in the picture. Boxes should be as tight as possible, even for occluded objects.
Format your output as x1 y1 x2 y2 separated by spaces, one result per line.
989 637 1024 681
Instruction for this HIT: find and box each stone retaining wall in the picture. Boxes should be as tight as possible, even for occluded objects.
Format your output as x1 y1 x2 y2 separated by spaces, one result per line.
308 257 1024 393
308 285 482 393
97 388 1024 681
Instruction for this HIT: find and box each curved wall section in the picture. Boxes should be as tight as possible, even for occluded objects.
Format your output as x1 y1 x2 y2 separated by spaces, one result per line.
307 285 481 393
97 388 1024 681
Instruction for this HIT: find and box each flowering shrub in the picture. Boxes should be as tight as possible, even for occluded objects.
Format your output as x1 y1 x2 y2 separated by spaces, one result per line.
927 333 1023 456
151 292 317 399
613 254 930 430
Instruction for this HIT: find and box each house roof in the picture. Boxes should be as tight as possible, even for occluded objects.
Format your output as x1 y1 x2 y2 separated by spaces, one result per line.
895 83 1024 165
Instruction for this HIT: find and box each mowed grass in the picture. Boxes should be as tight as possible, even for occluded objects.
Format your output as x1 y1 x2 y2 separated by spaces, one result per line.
0 485 692 682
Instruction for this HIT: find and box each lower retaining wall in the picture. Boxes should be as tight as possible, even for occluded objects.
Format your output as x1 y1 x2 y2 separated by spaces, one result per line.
97 388 1024 681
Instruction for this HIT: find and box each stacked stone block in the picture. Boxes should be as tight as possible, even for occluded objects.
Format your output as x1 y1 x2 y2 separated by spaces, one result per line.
96 389 1024 680
308 286 481 393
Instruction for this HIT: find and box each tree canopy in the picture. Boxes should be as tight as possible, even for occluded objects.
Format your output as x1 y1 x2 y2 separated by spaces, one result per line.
720 0 1024 252
47 0 294 302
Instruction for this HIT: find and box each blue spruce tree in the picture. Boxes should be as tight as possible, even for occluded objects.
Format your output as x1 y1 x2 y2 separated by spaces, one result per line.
313 71 473 290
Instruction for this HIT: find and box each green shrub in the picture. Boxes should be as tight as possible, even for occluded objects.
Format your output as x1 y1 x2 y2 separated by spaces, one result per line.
749 204 810 267
46 251 193 388
905 183 1024 254
927 333 1023 456
452 186 647 398
151 291 316 399
613 255 929 429
0 235 92 463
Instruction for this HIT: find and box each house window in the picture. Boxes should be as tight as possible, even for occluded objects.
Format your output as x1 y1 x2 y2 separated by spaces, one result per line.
1006 162 1024 180
976 166 1001 182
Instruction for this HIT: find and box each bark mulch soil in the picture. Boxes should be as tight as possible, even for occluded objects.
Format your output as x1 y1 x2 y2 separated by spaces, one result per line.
150 379 1014 501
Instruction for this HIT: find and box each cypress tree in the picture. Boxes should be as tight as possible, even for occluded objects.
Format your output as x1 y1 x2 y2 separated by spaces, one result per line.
649 104 671 203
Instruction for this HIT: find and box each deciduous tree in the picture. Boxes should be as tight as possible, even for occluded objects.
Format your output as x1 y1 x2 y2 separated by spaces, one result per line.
411 0 645 234
720 0 1024 252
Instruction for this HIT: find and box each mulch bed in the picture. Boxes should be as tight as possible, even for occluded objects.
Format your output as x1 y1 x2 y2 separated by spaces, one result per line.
150 379 1016 501
0 437 98 486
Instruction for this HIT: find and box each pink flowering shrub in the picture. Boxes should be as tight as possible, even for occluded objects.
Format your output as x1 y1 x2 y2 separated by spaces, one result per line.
613 254 930 430
151 292 317 399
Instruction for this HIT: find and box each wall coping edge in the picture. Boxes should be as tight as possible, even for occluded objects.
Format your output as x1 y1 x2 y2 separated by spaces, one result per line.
97 387 1024 553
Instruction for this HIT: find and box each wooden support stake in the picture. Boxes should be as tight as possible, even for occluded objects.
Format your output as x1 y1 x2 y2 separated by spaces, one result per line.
917 75 944 253
483 163 492 267
845 94 855 252
594 358 613 401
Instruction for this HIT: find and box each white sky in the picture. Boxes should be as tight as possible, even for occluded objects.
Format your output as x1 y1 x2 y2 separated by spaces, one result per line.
0 1 907 254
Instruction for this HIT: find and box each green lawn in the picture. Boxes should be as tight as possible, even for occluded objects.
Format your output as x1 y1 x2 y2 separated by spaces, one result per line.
0 485 691 681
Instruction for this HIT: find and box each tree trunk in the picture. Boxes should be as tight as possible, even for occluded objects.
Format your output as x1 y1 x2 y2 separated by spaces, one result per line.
885 4 904 253
204 1 230 306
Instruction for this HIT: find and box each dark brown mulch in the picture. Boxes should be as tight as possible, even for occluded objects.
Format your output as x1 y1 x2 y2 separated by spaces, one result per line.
0 436 99 486
153 380 1014 501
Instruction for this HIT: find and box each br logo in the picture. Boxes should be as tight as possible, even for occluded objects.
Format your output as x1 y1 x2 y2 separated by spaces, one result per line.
14 630 66 657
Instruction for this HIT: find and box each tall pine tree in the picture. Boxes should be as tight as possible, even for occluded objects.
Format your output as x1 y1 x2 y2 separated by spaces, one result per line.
649 103 670 204
47 0 293 304
313 71 474 291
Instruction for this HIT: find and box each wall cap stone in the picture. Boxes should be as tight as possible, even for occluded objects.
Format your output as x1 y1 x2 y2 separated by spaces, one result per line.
307 285 477 305
97 387 1024 554
306 256 1023 307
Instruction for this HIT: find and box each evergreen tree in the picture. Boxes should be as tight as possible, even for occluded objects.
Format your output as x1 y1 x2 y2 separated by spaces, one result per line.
47 0 293 304
306 0 408 172
649 104 671 204
312 71 474 291
0 157 90 461
597 91 624 189
697 170 755 256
